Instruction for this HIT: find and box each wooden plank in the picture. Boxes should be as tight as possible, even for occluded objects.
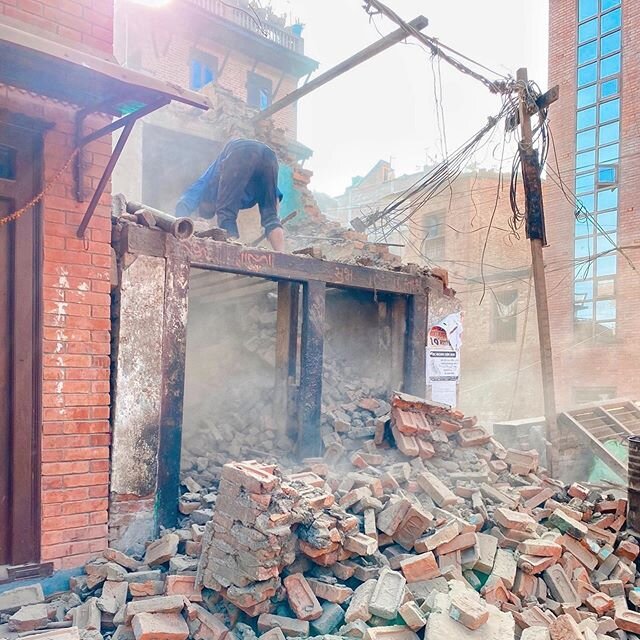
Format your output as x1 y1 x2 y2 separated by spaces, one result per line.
0 122 42 566
274 282 295 437
288 285 300 381
0 196 12 565
254 16 429 121
597 406 635 437
157 241 190 530
390 295 407 392
121 226 436 295
298 280 325 458
404 293 427 396
558 412 627 477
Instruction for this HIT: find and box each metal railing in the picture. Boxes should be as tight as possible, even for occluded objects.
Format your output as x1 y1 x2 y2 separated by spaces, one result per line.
186 0 304 54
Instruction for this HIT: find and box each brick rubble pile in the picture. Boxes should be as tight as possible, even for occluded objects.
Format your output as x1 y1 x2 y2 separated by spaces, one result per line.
2 392 640 640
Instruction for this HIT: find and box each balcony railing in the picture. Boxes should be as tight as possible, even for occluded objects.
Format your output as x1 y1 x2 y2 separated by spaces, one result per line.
187 0 304 54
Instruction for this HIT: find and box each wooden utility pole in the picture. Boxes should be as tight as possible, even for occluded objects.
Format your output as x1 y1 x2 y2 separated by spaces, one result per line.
516 67 559 474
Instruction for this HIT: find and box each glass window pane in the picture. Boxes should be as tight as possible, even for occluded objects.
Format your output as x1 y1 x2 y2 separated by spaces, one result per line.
575 260 594 279
577 150 596 171
601 78 619 98
597 188 618 210
601 8 621 33
575 237 592 259
0 145 16 181
575 280 594 300
578 84 598 108
596 299 616 320
598 143 619 163
597 279 615 298
578 18 598 43
601 30 621 56
598 165 617 184
577 106 597 130
597 233 617 252
578 41 598 65
599 121 619 145
597 210 617 231
601 0 620 10
599 98 620 123
576 172 595 195
577 128 597 150
575 303 594 320
601 53 621 78
596 254 617 276
579 0 598 20
575 215 594 237
578 62 598 87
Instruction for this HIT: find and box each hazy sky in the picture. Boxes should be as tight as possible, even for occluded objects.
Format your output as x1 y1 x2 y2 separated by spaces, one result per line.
265 0 549 196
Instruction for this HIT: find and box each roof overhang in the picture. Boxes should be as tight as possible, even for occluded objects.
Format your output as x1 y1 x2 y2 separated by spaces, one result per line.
0 18 211 113
0 18 211 239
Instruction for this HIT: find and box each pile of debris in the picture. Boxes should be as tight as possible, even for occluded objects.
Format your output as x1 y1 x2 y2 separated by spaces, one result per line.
3 392 640 640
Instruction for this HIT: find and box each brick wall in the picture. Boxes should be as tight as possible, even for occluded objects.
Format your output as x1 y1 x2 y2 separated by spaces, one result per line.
1 86 112 570
1 0 113 55
403 172 543 425
546 0 640 410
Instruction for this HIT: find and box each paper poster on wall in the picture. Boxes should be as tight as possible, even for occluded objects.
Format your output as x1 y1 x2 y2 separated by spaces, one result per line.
431 381 458 407
427 313 462 406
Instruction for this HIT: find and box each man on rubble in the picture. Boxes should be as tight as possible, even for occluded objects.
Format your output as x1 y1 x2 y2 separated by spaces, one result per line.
175 138 285 252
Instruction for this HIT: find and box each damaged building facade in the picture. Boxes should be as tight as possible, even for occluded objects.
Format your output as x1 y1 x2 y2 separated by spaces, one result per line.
330 162 543 425
111 0 318 236
0 0 209 578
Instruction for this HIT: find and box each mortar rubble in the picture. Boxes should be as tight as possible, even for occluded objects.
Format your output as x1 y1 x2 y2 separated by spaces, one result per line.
3 392 638 640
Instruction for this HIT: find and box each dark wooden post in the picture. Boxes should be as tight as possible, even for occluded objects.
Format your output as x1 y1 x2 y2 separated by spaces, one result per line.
274 281 299 438
390 295 407 392
157 241 190 530
298 280 326 458
404 292 428 397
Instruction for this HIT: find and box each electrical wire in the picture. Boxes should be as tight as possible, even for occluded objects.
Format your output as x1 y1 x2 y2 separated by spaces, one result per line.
362 0 514 95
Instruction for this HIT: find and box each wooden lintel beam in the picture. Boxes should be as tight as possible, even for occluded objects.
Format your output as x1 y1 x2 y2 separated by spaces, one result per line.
122 227 433 295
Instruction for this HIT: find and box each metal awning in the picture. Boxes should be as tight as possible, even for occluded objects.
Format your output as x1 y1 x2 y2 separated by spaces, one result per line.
0 18 210 113
0 18 210 238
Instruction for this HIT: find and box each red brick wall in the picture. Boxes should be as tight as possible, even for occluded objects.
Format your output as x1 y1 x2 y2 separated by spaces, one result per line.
546 0 640 409
1 86 112 570
0 0 113 55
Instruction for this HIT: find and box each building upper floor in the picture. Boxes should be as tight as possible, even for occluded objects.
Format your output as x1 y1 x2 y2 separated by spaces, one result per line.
113 0 318 141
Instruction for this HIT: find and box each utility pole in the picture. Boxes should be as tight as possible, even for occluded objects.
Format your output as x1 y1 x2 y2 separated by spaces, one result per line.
516 67 559 474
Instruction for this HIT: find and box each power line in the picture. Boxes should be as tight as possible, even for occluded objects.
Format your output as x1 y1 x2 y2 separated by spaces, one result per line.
361 0 514 95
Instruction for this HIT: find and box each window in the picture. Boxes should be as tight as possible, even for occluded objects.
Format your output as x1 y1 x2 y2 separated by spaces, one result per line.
600 53 621 78
579 0 598 21
577 106 597 130
573 0 621 339
492 290 518 343
573 387 616 404
189 52 218 90
0 145 16 180
578 62 598 86
421 211 445 261
578 84 597 108
597 165 617 186
247 73 273 110
578 18 598 43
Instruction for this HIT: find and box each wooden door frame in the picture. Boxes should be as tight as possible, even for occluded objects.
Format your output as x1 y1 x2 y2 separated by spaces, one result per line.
0 112 46 567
